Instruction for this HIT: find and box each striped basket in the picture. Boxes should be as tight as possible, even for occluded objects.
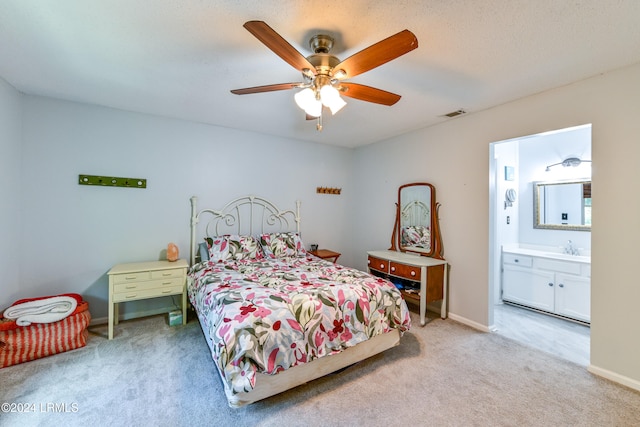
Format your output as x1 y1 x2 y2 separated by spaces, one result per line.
0 300 91 368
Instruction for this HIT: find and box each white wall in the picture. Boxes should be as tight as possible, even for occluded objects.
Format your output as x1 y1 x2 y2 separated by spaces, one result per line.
351 62 640 389
11 96 353 320
0 78 22 297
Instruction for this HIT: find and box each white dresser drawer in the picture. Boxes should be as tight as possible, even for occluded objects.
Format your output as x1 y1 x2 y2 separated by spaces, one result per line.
112 271 152 284
151 269 184 280
112 284 185 302
113 277 184 293
502 253 533 267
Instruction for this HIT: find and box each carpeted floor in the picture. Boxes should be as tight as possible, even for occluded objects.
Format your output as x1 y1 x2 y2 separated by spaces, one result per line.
1 311 640 427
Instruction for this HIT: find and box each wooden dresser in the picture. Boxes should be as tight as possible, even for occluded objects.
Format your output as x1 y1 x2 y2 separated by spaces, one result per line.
107 259 188 339
367 250 448 326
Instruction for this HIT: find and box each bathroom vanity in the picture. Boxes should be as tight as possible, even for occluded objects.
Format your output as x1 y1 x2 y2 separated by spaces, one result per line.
501 244 590 323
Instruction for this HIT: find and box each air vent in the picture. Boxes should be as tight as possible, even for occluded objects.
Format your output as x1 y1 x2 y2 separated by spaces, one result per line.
443 109 467 118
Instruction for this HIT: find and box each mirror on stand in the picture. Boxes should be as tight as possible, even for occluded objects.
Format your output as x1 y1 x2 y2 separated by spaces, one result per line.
390 182 444 259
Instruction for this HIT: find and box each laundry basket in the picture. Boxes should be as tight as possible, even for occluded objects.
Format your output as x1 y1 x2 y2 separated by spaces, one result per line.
0 295 91 368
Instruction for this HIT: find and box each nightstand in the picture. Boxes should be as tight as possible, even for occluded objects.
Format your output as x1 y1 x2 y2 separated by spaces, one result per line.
309 249 341 263
107 259 188 339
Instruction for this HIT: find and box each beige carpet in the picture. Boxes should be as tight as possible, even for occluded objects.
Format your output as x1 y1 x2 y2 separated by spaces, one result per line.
1 311 639 427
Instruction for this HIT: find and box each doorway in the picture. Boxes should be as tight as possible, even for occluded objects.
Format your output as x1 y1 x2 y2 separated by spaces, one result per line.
488 124 592 364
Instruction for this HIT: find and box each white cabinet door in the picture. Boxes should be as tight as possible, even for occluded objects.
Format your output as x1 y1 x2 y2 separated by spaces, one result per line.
555 273 591 322
502 265 555 312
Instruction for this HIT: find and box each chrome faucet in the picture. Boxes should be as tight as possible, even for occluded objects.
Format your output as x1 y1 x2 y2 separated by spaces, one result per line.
563 240 580 256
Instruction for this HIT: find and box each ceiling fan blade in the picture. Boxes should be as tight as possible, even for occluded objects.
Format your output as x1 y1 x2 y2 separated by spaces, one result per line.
230 83 301 95
333 30 418 79
244 21 317 74
340 83 401 106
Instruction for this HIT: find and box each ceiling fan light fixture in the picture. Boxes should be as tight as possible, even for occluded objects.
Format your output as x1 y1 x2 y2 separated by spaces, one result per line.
305 99 322 118
232 21 418 130
295 88 322 117
319 84 346 115
294 87 315 109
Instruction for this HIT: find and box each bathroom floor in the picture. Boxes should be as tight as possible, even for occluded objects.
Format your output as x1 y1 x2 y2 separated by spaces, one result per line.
493 303 590 366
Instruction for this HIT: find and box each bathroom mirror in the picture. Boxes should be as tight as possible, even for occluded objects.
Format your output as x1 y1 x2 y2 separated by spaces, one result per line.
533 179 591 231
390 182 444 258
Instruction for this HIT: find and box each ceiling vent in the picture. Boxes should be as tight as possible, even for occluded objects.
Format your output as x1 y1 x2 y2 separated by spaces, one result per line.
442 109 467 118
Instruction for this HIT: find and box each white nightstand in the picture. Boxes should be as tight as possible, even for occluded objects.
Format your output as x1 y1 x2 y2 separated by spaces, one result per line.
107 259 188 339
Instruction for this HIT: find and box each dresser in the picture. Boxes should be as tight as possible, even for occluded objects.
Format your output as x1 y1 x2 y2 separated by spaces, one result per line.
107 259 188 339
368 250 448 326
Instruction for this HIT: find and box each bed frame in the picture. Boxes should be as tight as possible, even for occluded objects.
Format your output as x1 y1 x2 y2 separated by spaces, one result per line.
189 195 402 407
190 195 301 265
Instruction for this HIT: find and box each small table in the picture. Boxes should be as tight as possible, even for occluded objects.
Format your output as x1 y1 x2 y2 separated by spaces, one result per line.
107 259 188 339
309 249 341 263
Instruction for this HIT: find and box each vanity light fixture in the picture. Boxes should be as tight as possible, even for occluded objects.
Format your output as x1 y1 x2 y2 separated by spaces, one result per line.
545 157 592 172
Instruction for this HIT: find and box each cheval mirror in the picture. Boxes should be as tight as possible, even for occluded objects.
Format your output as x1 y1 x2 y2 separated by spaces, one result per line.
390 182 444 259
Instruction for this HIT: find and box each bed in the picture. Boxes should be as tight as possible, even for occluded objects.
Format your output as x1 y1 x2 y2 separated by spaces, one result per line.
188 195 411 407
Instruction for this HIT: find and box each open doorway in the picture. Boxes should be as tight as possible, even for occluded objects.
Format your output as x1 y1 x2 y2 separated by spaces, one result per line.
488 124 592 365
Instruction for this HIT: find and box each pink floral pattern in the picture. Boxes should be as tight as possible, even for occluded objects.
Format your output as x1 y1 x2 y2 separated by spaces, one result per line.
259 232 307 258
188 255 411 394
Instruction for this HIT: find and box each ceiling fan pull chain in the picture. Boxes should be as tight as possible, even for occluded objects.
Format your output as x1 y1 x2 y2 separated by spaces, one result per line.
316 114 323 131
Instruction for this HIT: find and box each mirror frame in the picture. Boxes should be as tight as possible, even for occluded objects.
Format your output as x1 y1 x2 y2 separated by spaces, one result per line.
390 182 444 259
533 179 591 231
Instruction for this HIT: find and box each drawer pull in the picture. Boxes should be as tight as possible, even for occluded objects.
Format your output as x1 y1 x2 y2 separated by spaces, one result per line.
514 259 519 263
162 281 173 286
162 290 172 294
125 276 137 280
410 270 416 276
559 283 564 288
125 294 138 299
380 264 385 269
391 267 396 272
125 285 136 289
161 272 172 277
548 282 554 287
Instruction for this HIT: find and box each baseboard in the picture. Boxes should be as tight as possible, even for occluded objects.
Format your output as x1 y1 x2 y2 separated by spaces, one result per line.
588 364 640 393
447 312 493 333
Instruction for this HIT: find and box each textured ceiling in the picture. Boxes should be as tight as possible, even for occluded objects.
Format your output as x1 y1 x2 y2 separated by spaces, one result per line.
1 1 640 148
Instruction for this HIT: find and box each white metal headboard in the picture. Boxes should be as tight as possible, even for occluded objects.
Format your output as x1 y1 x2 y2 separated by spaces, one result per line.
401 200 430 227
190 195 301 265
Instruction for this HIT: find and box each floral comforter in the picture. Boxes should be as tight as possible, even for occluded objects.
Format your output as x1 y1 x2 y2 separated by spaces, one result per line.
187 255 411 394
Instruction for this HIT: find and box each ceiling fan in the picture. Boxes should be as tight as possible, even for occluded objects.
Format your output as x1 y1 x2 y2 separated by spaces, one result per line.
230 21 418 130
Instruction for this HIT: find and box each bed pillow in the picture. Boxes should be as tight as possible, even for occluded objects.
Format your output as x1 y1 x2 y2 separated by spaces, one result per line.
204 236 230 262
226 235 264 261
198 242 210 262
259 232 307 258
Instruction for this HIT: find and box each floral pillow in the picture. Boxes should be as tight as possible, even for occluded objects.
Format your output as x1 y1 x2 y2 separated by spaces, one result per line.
204 236 230 262
259 232 307 258
226 235 264 261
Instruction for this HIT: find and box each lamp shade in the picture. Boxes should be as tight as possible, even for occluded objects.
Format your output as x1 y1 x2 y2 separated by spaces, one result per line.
294 88 315 110
295 88 322 117
320 85 346 115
